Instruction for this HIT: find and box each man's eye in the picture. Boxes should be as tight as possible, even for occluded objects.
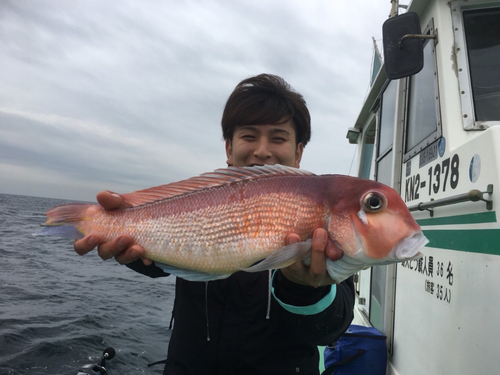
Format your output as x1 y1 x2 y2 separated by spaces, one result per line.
273 137 286 142
242 135 255 140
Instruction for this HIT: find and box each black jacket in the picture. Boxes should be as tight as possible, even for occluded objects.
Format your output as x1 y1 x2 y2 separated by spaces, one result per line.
127 261 354 375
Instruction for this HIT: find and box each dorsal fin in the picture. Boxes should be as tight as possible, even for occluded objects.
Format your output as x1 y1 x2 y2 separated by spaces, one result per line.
119 165 315 207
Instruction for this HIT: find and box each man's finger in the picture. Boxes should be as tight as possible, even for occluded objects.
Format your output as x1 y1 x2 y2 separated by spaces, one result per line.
114 244 146 265
307 229 328 287
96 191 129 210
142 257 154 266
283 233 304 271
309 229 327 275
325 241 344 262
97 235 132 260
74 235 100 255
285 233 300 245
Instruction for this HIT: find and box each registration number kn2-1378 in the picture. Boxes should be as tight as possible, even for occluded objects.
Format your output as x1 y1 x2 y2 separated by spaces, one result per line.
405 154 460 202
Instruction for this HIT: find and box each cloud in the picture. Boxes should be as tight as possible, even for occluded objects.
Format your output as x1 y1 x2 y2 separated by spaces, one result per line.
0 0 389 200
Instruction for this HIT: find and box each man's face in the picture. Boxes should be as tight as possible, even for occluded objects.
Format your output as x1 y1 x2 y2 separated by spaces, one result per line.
225 121 303 168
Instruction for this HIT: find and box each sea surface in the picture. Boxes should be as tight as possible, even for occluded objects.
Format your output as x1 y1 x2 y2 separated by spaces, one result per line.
0 193 175 375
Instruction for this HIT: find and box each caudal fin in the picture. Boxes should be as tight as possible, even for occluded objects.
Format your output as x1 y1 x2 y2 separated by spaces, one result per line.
36 225 85 239
37 203 94 239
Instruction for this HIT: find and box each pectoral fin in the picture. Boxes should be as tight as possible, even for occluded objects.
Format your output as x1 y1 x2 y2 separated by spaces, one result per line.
155 263 232 282
241 240 312 273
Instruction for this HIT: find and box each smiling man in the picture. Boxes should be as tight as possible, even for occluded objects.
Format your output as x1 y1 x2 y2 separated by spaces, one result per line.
226 123 303 168
74 74 354 375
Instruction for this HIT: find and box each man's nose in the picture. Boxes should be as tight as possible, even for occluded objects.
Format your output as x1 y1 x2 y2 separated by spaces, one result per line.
253 138 272 159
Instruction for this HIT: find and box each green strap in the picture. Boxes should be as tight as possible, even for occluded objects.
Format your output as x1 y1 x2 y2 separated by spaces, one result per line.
271 270 337 315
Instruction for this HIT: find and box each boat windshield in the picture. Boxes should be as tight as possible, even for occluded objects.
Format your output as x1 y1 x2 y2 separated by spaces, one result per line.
463 8 500 121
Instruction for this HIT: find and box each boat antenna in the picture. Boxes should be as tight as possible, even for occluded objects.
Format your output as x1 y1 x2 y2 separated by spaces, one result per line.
389 0 399 17
389 0 409 17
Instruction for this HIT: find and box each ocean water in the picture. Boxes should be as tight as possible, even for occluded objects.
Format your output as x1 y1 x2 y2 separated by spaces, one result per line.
0 193 175 375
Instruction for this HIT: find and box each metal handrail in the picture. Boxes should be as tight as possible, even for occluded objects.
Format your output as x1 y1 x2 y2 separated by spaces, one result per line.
399 33 437 47
408 185 493 217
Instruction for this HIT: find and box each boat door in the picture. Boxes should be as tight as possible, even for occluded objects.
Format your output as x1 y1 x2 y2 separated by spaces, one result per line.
353 18 441 353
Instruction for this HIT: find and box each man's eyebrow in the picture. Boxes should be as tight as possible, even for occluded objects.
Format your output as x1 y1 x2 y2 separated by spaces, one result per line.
235 125 292 137
268 128 291 135
235 125 259 132
236 126 291 133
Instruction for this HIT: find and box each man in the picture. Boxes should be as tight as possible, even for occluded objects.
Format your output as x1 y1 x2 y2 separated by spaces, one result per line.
75 74 354 374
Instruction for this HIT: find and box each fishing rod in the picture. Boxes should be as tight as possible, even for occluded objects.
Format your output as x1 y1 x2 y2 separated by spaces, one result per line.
76 347 116 375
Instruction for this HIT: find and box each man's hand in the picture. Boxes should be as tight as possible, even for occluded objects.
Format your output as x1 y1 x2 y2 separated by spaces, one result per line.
281 228 343 287
73 191 152 265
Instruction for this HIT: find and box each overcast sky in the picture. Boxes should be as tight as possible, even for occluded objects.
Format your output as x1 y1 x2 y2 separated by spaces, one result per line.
0 0 391 202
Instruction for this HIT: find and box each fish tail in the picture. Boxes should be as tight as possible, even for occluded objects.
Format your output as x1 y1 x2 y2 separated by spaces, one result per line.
38 203 94 239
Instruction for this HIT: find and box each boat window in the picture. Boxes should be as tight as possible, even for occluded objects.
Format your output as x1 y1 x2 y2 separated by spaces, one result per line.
360 143 374 180
372 121 392 333
376 150 393 186
378 81 397 156
370 265 387 332
359 121 376 180
370 81 398 333
463 8 500 121
404 19 441 160
375 80 397 185
453 4 500 129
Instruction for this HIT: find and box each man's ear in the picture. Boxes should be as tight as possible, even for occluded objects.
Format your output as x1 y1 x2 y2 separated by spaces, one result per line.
225 139 233 166
294 143 304 168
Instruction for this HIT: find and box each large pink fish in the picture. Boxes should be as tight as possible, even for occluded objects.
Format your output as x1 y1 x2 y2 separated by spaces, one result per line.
40 165 427 282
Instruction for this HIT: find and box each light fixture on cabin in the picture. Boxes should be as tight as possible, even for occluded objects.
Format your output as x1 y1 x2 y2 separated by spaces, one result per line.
346 127 361 144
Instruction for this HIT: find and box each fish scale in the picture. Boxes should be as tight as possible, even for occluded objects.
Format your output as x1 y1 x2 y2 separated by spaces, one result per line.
122 191 325 274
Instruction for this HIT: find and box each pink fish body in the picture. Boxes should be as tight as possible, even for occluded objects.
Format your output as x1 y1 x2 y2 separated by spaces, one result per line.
40 165 428 282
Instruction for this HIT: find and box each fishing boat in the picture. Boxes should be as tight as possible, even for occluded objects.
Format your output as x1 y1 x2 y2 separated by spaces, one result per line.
345 0 500 373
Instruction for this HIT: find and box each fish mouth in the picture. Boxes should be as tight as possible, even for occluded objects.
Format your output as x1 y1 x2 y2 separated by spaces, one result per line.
392 231 429 260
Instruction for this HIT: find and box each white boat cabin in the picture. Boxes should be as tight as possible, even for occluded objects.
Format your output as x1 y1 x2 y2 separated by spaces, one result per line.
348 0 500 373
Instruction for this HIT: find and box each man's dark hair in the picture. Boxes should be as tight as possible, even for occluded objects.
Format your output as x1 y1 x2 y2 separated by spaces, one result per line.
221 74 311 146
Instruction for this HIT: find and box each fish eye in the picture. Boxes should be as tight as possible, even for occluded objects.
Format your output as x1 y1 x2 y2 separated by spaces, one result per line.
361 191 387 212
